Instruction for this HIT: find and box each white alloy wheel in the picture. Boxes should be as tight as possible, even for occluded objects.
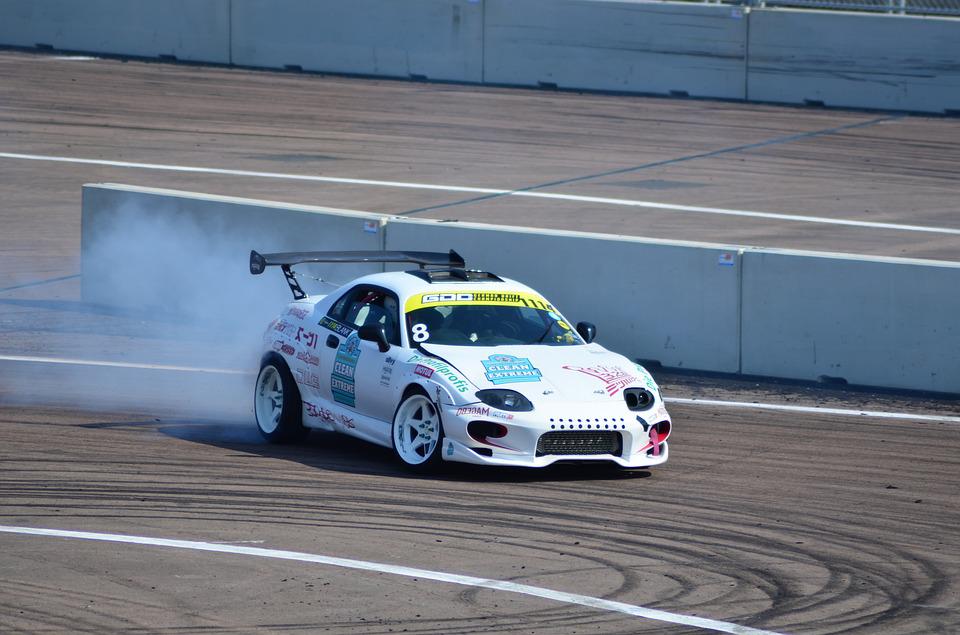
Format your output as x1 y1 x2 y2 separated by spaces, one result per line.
253 357 306 442
392 393 443 467
255 364 284 435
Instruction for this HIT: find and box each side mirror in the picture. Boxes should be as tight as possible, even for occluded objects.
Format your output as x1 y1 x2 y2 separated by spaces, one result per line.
576 321 596 344
358 324 390 353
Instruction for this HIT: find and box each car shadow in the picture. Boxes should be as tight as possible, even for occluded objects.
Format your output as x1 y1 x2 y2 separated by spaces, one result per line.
156 419 653 483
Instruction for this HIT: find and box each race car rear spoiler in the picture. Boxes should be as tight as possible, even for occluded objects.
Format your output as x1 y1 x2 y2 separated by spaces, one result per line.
249 249 465 299
249 249 464 274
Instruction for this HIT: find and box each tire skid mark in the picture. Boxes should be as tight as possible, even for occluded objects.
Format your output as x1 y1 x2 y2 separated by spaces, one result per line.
3 408 959 633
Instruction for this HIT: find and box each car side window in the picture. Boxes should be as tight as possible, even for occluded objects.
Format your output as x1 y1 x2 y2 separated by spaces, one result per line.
328 289 357 322
328 285 401 346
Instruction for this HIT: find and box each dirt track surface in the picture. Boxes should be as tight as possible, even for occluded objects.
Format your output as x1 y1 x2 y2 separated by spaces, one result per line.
1 50 960 634
2 401 959 634
2 48 960 284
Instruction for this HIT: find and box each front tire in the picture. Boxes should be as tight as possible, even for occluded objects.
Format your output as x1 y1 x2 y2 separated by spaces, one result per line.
391 389 445 472
254 354 307 442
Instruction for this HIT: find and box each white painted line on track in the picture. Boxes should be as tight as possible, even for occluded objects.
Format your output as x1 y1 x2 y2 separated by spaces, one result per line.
0 525 782 635
665 398 960 424
2 354 955 423
0 354 249 375
2 151 959 236
0 152 503 193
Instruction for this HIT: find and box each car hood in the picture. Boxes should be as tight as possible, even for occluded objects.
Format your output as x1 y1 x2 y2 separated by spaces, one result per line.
420 343 655 404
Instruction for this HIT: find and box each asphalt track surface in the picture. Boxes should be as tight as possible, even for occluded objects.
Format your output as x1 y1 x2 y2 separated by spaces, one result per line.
1 50 960 634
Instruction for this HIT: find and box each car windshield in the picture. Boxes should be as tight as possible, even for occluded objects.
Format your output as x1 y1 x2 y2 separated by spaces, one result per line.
406 303 582 347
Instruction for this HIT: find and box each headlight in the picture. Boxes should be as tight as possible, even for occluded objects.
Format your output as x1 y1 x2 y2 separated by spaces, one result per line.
475 389 533 412
624 387 656 411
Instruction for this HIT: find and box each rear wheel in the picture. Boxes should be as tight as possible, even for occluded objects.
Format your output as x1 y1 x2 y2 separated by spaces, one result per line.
254 354 307 442
391 390 445 472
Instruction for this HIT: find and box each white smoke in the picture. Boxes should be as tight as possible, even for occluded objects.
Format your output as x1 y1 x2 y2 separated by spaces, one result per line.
0 199 310 422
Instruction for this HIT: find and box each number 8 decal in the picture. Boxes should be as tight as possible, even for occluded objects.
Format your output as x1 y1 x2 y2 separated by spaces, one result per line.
411 323 430 343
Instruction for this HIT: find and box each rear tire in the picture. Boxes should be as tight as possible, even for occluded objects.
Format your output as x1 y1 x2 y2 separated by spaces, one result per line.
254 354 307 442
391 389 445 473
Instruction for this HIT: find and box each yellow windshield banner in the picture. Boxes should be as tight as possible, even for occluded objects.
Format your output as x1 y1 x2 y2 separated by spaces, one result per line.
404 290 555 313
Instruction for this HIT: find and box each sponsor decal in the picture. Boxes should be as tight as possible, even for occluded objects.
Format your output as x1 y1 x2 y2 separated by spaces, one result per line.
404 290 555 312
319 315 353 338
294 327 319 349
331 332 362 406
482 354 542 385
563 365 637 397
423 292 521 304
339 414 356 429
363 220 379 234
304 401 336 425
287 307 310 320
295 368 322 390
447 441 454 456
456 405 489 417
545 311 571 332
379 363 394 387
455 405 513 421
633 364 660 393
406 354 471 393
654 403 669 421
274 320 295 334
385 356 396 365
718 252 735 267
297 350 320 366
414 364 434 379
272 340 295 356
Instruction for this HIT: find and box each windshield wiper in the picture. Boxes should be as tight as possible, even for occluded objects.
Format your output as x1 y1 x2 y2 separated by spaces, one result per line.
535 322 554 344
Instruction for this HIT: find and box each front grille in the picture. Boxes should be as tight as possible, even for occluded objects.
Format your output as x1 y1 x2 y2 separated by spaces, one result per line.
536 431 622 457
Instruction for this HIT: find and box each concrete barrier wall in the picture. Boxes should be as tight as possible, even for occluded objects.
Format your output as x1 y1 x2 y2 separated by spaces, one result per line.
385 218 744 373
483 0 748 98
231 0 483 81
741 250 960 393
3 1 958 112
0 0 230 63
747 9 960 113
81 184 385 321
81 186 959 392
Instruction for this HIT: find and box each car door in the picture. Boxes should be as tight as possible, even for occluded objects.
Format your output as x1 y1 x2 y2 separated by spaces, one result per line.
320 284 403 424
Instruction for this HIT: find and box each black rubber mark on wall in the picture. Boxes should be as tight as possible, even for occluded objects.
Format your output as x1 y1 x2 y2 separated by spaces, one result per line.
0 274 80 294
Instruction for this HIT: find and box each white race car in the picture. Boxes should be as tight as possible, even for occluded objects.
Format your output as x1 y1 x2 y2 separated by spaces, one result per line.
250 250 672 471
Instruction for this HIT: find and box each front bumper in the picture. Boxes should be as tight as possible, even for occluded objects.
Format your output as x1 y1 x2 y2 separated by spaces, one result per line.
440 401 671 468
